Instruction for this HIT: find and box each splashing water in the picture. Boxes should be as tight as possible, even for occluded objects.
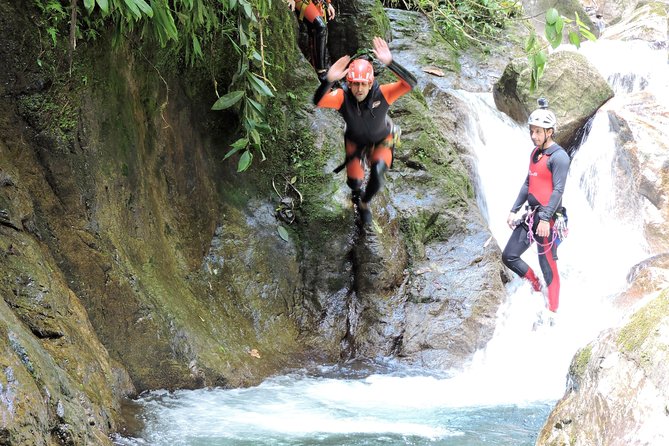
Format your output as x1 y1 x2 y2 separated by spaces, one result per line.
114 39 667 446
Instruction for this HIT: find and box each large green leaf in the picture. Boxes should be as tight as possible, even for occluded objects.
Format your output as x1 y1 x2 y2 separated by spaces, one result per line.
555 16 564 35
96 0 109 13
239 0 253 19
247 73 274 97
249 128 261 146
580 27 597 41
238 24 248 47
247 97 265 115
568 31 581 48
84 0 95 13
231 137 249 149
132 0 153 17
123 0 142 19
211 90 245 110
237 150 253 172
223 138 249 161
545 24 561 49
277 225 290 242
545 8 559 25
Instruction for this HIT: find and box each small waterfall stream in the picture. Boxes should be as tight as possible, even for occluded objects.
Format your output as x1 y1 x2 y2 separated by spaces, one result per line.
114 36 667 446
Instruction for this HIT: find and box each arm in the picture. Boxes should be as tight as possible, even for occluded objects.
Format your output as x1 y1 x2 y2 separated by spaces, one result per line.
372 36 417 89
507 176 529 228
313 55 349 107
372 36 417 103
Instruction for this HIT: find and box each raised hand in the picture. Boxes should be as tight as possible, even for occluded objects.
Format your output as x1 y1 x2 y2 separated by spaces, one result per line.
372 36 392 66
326 55 351 82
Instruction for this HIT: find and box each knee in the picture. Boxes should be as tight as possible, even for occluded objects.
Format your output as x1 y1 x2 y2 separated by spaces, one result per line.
347 177 362 191
370 161 387 186
501 252 514 268
312 16 326 34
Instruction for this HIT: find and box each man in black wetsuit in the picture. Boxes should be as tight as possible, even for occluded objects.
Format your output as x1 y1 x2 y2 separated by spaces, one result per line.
313 37 416 226
502 99 571 323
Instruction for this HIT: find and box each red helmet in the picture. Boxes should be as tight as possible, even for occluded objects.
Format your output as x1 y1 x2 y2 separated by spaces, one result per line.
346 59 374 84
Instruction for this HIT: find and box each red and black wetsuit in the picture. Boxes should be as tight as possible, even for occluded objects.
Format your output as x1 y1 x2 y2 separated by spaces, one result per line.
294 0 330 73
502 143 571 312
313 61 415 204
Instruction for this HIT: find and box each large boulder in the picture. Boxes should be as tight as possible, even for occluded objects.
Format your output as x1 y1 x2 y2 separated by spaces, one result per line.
493 50 614 151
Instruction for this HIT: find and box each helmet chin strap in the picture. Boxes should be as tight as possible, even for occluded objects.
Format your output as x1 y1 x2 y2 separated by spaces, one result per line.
539 128 551 150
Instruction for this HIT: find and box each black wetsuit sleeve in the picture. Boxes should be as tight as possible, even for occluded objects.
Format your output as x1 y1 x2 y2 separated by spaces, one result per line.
313 78 335 105
538 150 571 221
387 60 417 89
510 176 529 213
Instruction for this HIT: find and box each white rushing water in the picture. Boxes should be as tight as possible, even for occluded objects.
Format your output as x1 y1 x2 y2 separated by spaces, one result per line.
115 37 667 446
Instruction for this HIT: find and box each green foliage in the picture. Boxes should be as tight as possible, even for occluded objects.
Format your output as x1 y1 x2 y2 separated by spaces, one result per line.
32 0 277 173
527 8 597 91
384 0 522 49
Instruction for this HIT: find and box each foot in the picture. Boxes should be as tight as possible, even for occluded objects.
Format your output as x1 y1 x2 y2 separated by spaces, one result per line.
358 202 372 226
351 191 361 208
524 270 542 292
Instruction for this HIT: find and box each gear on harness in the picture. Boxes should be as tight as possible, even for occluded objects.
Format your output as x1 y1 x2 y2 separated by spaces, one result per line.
553 207 569 246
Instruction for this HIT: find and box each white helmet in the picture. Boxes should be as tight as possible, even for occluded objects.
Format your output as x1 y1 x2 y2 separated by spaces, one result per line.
528 98 557 129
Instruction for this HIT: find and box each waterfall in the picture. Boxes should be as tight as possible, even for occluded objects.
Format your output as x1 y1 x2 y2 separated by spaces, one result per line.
447 36 667 404
114 36 668 446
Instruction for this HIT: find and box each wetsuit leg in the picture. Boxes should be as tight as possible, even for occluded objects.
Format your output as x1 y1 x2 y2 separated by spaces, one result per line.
345 139 364 198
311 16 328 73
294 2 328 74
502 225 533 278
361 136 393 204
536 226 560 312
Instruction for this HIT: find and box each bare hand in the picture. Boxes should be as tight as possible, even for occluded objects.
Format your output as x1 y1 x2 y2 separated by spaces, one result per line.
327 4 335 20
536 220 550 238
326 55 351 82
286 0 295 11
507 212 517 229
372 37 392 66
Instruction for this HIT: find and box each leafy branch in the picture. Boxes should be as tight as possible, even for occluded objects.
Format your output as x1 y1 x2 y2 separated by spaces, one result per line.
526 8 597 91
33 0 276 173
383 0 522 50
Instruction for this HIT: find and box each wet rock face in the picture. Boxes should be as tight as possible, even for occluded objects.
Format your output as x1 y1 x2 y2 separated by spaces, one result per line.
538 291 669 446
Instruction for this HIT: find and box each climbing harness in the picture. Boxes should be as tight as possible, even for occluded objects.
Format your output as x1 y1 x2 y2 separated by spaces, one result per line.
523 206 569 255
332 120 400 174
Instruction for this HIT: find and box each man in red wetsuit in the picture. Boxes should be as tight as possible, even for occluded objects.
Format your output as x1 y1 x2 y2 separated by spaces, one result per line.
502 99 571 324
286 0 335 78
313 37 416 226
